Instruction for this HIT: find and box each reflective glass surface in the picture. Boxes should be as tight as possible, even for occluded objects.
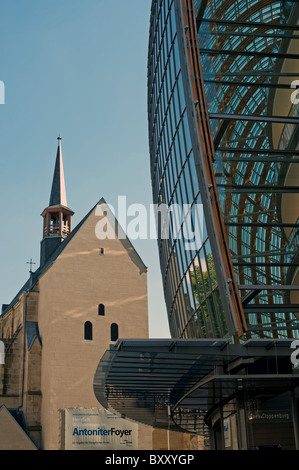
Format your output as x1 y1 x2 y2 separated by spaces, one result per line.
148 0 299 340
148 0 228 338
197 0 299 339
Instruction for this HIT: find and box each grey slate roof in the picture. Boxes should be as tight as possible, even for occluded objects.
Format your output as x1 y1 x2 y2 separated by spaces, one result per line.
1 201 97 317
26 321 42 350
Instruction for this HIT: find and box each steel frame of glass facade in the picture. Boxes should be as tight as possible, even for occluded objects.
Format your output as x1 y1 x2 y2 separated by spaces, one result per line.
92 1 299 448
148 0 246 341
148 0 299 341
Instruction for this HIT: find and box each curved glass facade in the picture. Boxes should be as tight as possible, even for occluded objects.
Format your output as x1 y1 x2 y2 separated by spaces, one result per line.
148 0 223 338
148 0 299 340
197 0 299 339
148 0 245 339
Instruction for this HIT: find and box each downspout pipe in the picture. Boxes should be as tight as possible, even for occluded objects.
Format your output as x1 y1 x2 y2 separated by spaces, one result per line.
18 290 29 411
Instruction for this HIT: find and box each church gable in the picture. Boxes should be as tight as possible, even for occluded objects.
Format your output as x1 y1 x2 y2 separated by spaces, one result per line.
51 198 147 277
37 197 149 344
0 139 149 450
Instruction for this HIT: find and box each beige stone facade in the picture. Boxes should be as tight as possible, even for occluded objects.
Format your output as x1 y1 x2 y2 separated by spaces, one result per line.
0 136 205 451
38 202 149 449
0 199 152 450
0 199 203 451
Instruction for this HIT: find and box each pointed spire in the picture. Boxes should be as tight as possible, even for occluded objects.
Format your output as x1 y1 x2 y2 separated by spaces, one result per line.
49 137 68 207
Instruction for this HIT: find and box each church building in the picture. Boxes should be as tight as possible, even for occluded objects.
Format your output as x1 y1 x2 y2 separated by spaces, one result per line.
0 138 151 450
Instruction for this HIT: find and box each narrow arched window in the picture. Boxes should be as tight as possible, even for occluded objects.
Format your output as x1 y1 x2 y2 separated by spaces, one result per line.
98 304 105 316
84 321 93 340
110 323 118 342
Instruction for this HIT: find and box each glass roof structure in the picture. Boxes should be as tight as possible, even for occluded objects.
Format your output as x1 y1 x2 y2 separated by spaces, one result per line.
93 338 299 436
148 0 299 341
196 0 299 339
94 0 299 444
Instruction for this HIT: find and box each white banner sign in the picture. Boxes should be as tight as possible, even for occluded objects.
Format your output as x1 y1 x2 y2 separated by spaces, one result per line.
65 408 138 450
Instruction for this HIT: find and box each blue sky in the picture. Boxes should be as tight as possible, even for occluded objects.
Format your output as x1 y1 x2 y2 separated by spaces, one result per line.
0 0 170 338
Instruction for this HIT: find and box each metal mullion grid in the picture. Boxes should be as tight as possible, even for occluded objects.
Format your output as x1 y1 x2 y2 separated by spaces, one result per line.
187 150 201 197
188 309 204 338
176 232 190 290
154 72 180 194
206 0 283 25
167 244 181 318
164 188 204 307
161 87 185 189
181 274 196 332
177 281 192 337
181 202 198 266
184 172 199 250
169 180 197 264
168 93 177 144
218 135 268 145
163 160 171 205
151 22 178 139
201 22 279 56
168 290 181 337
181 242 221 337
178 160 190 210
168 242 203 337
172 281 189 338
188 313 200 338
166 148 185 216
189 257 211 338
169 241 183 304
166 153 175 199
202 239 218 298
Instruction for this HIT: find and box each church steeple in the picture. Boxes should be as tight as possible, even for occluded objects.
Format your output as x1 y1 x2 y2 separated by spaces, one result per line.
40 137 74 267
49 136 67 207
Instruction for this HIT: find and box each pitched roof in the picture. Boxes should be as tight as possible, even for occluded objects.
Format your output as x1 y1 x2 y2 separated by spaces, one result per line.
0 405 38 450
26 321 42 350
1 198 147 317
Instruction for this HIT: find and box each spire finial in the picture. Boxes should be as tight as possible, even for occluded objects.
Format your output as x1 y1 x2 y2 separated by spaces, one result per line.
49 137 67 207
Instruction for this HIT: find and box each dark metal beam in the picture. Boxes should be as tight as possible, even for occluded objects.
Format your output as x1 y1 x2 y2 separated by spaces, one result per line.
233 262 298 267
199 30 299 40
210 72 299 77
217 147 299 156
209 113 299 125
243 305 299 313
217 184 299 193
238 285 299 290
242 290 260 307
214 120 229 150
201 48 299 60
199 18 299 31
225 223 299 227
195 0 209 23
220 158 299 163
204 79 295 90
